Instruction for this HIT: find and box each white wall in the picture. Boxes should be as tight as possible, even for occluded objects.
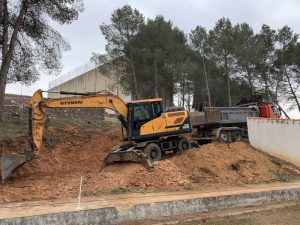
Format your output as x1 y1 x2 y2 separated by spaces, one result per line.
247 117 300 167
48 68 131 102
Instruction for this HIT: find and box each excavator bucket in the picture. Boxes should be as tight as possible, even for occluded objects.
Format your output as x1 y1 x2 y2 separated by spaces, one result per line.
1 153 27 182
103 147 153 171
1 145 35 183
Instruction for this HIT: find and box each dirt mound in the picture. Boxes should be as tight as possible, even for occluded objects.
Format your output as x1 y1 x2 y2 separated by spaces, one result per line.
14 127 119 176
0 126 124 203
83 160 188 192
1 126 300 204
169 142 279 185
81 142 299 193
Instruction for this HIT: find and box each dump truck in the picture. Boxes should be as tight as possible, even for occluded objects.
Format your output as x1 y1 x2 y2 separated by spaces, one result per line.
190 97 281 143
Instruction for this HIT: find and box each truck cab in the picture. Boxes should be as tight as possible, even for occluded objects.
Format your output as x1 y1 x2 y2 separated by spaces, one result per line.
258 104 281 118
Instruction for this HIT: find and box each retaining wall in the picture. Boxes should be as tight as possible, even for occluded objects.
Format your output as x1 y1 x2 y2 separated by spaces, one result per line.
247 117 300 167
3 94 104 121
3 94 30 120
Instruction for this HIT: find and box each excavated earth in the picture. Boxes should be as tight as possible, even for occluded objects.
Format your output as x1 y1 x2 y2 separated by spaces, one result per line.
1 126 300 204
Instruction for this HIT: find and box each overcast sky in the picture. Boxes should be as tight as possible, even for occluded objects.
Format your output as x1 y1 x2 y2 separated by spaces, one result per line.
5 0 300 116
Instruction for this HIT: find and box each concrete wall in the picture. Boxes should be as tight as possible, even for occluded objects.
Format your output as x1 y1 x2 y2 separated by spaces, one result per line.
3 94 30 120
247 117 300 167
3 94 104 121
48 67 131 103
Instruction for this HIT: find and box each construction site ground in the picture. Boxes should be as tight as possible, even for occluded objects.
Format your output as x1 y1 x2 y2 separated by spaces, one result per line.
1 117 300 204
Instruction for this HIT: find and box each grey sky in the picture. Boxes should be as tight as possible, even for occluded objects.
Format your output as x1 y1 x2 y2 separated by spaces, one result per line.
6 0 300 96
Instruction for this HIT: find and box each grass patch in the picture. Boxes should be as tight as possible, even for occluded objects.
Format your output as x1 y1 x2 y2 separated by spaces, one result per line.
111 187 132 194
0 117 119 142
0 119 28 141
82 191 104 197
184 184 194 190
47 117 119 133
275 171 300 183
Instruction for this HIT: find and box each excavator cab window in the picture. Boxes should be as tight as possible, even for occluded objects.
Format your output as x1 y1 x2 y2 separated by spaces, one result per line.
131 103 153 137
134 105 152 121
153 102 163 118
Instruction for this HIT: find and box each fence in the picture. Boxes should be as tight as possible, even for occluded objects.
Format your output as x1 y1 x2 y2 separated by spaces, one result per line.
48 62 98 90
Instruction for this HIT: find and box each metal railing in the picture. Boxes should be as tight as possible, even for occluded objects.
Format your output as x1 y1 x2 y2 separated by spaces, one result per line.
48 61 98 90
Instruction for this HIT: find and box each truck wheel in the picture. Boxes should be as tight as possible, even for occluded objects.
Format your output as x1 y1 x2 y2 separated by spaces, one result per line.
177 137 191 153
233 130 242 142
219 131 230 143
242 129 248 138
145 143 161 162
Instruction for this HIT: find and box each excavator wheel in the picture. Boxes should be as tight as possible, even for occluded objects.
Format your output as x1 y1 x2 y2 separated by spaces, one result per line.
176 137 191 153
144 143 162 162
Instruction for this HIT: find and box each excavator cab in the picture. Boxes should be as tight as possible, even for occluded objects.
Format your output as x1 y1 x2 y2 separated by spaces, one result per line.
105 98 192 169
127 99 163 139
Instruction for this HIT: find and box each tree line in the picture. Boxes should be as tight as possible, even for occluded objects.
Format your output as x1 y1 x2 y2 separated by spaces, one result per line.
0 3 299 119
93 5 300 114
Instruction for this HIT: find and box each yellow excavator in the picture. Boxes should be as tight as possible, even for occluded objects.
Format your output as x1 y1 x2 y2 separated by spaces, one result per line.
1 89 192 182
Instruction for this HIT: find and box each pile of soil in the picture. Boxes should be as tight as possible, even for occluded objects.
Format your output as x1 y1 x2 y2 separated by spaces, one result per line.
170 143 279 185
83 159 189 192
0 126 299 203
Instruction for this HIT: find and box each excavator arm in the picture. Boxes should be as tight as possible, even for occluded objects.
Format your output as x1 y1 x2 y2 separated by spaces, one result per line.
29 89 128 157
1 89 129 182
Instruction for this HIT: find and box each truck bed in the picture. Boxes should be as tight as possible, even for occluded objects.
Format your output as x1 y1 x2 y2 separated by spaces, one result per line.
190 107 259 127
